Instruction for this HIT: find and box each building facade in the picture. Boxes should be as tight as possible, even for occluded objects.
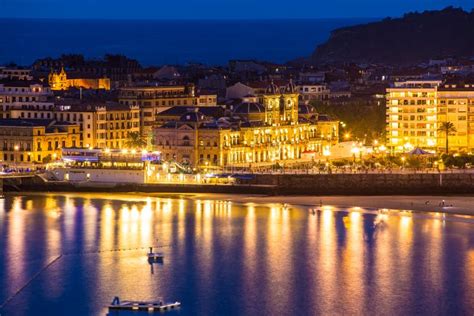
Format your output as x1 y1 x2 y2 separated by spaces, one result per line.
298 84 330 101
0 119 80 163
8 100 140 150
0 67 32 80
49 68 111 91
0 80 53 119
386 80 474 153
118 84 217 139
154 83 339 168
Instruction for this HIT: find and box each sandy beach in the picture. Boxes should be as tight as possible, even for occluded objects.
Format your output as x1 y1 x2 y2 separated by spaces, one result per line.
187 194 474 216
9 191 474 216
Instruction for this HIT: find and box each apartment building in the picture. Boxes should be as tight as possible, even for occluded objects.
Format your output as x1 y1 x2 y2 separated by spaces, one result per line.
0 79 53 119
0 119 80 163
9 100 140 149
118 84 217 138
386 80 474 153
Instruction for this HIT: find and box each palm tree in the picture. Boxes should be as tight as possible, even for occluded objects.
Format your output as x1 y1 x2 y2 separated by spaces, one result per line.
125 131 147 149
438 121 457 154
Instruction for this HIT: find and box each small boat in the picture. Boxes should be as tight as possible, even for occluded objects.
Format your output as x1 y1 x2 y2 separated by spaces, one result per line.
108 296 181 312
147 247 164 263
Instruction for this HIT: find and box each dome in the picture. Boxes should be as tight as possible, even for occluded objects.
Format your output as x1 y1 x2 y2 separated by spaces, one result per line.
285 79 297 93
266 81 279 94
233 102 265 114
179 111 206 122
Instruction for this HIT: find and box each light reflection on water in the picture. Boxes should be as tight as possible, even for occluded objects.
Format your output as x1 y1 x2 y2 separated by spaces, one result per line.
0 194 474 315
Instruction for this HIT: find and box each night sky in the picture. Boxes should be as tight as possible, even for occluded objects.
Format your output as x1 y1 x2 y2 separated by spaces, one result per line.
0 0 473 19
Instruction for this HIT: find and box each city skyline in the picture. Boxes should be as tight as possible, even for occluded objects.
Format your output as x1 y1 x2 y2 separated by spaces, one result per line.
1 0 473 19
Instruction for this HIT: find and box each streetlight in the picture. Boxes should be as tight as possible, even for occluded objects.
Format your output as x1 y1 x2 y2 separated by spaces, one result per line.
351 146 360 163
323 148 331 171
403 142 413 153
13 145 19 170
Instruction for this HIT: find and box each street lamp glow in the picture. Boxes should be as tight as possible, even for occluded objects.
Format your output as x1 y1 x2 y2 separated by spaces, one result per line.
14 145 19 151
344 133 350 140
351 147 360 154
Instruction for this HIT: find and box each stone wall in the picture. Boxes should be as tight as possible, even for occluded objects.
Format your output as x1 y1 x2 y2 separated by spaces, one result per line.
243 173 474 195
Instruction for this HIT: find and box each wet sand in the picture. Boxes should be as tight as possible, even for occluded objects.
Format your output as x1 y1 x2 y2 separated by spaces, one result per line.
188 194 474 216
10 191 474 216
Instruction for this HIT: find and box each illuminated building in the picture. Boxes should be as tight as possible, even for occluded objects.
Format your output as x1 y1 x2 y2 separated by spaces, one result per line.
437 81 474 151
386 80 474 153
34 54 141 85
298 83 330 101
118 84 217 139
153 82 339 168
50 148 160 183
0 119 80 163
9 101 140 149
0 80 53 119
386 80 441 152
48 68 111 91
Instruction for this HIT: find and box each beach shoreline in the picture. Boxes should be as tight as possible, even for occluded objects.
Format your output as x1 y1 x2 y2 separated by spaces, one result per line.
7 191 474 217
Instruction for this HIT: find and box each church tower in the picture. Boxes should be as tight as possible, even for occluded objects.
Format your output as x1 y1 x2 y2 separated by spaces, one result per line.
262 81 281 126
281 79 299 125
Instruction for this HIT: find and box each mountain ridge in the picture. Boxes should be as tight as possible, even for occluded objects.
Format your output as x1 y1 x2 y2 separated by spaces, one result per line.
310 7 474 65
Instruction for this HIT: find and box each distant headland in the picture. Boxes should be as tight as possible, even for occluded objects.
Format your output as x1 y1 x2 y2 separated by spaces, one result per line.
307 7 474 65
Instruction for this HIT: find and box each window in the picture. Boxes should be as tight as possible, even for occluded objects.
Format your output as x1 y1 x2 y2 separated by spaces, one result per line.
183 136 190 146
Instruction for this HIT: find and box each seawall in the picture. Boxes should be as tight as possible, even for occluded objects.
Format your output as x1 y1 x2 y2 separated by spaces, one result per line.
5 172 474 195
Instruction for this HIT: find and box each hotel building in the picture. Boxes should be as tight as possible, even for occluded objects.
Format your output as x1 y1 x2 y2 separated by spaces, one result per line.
437 81 474 151
386 80 474 153
153 82 338 168
118 84 217 139
9 101 140 150
0 80 53 119
0 119 80 163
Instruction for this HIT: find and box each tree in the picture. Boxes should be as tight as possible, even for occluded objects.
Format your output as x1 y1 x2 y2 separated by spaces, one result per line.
125 132 147 149
438 122 457 154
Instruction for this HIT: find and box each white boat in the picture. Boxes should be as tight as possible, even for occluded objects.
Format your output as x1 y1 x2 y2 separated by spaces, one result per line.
147 247 164 262
108 296 181 312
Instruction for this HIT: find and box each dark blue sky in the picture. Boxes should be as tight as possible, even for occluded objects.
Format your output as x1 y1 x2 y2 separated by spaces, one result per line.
1 0 473 19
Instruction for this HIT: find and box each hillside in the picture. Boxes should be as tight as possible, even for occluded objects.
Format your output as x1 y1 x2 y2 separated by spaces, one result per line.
310 7 474 65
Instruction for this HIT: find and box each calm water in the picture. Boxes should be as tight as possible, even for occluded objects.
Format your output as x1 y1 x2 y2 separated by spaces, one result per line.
0 18 372 65
1 194 474 315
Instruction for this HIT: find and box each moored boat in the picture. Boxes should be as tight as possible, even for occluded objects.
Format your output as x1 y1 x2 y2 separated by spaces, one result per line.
108 296 181 312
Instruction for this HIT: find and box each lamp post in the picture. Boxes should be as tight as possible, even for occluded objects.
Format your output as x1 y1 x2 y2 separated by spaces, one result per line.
13 145 19 171
351 146 360 164
322 148 331 172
